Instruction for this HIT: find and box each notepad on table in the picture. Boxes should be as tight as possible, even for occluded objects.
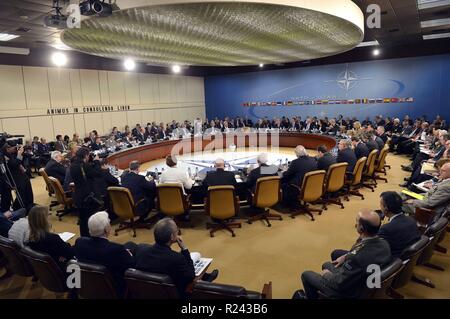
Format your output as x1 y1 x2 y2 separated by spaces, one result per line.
401 190 424 200
58 232 75 242
190 252 213 277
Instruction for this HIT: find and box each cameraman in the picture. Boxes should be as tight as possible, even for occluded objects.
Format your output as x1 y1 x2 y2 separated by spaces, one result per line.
0 143 34 211
70 147 103 237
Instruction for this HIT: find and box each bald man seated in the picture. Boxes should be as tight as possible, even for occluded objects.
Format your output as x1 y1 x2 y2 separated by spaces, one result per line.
203 158 237 188
296 211 392 299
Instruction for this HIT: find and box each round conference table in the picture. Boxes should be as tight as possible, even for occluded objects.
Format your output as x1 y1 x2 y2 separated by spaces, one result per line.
107 132 337 169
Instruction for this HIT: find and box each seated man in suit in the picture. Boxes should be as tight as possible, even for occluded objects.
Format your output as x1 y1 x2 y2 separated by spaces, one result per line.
281 145 318 207
160 155 194 192
364 132 380 153
316 145 336 172
74 211 135 296
90 136 103 151
296 210 391 299
120 161 157 221
246 153 279 190
203 158 237 188
351 136 369 160
378 191 421 257
44 151 66 185
132 218 218 298
54 135 67 152
337 139 357 172
403 162 450 218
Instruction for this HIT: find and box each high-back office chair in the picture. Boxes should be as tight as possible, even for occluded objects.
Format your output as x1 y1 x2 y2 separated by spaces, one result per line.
68 260 118 299
345 157 367 200
205 186 242 237
290 170 326 221
408 218 449 289
20 247 71 297
39 168 58 209
320 163 348 210
374 146 389 183
359 258 404 299
0 236 34 280
108 186 152 237
388 236 430 299
247 176 283 227
191 281 272 299
414 207 437 232
124 269 179 299
48 177 75 221
362 150 379 191
156 183 191 231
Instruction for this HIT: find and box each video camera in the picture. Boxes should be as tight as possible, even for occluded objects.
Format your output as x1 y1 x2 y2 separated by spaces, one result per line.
0 133 25 149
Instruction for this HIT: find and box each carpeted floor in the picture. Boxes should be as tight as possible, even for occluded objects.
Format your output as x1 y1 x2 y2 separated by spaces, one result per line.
0 149 449 299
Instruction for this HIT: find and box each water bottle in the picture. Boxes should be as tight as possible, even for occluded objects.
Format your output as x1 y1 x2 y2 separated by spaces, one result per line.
195 167 199 177
155 167 158 175
188 167 192 178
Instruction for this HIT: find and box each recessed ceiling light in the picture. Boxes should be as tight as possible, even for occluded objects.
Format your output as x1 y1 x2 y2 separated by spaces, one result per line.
172 65 181 73
420 18 450 28
356 40 379 47
0 33 20 41
124 58 136 71
51 52 68 67
423 32 450 40
259 63 264 68
417 0 450 10
373 49 380 56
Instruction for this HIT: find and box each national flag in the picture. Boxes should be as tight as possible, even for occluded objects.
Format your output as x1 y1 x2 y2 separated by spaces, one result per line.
369 99 376 104
315 100 322 105
362 99 369 104
390 98 399 103
321 100 329 105
287 101 294 106
376 98 384 103
406 97 414 102
348 100 355 104
355 99 361 104
383 98 391 103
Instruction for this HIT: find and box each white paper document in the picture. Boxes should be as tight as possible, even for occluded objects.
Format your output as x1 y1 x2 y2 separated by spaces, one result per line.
190 252 213 277
58 232 75 242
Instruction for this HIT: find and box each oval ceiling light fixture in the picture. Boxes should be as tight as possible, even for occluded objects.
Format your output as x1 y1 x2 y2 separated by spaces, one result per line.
373 49 380 56
124 58 136 70
172 65 181 73
51 51 68 66
259 63 264 68
62 0 364 67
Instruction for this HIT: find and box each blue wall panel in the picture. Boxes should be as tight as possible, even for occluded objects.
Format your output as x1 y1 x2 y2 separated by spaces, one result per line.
205 54 450 122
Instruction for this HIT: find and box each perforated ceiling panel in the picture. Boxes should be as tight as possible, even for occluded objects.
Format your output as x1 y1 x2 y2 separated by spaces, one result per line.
61 1 364 66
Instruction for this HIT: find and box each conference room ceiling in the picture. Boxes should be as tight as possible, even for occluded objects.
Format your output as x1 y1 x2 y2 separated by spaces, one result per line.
0 0 449 74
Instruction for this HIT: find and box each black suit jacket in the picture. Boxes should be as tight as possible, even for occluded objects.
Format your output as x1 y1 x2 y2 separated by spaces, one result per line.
366 140 379 152
203 169 237 188
246 164 279 190
75 237 134 295
133 243 195 298
45 159 66 185
28 232 74 269
375 136 385 150
378 214 421 258
120 171 156 214
281 156 318 186
337 148 357 172
317 153 337 172
354 142 369 160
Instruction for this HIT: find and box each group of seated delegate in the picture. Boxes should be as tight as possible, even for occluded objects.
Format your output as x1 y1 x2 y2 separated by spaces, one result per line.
1 113 449 299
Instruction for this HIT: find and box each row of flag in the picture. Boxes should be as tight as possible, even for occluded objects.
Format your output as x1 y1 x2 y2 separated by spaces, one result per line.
242 97 415 107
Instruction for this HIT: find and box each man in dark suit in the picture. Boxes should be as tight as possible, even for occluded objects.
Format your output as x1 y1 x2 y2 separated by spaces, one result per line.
120 161 156 220
54 135 67 152
316 145 336 172
90 136 103 151
378 192 421 257
281 145 318 206
74 211 135 296
132 218 218 298
336 139 357 172
203 158 237 188
44 151 66 185
364 132 380 152
297 211 392 299
246 153 279 190
351 136 369 160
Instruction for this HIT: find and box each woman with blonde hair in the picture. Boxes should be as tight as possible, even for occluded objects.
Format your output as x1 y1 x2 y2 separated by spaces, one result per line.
28 205 74 269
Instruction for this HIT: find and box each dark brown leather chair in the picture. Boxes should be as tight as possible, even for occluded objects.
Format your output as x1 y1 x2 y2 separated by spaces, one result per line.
68 260 118 299
0 236 34 280
124 268 179 299
388 235 430 298
20 247 70 296
359 258 404 299
191 281 272 299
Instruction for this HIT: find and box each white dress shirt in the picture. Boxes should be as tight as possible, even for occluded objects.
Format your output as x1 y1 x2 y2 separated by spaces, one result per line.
160 166 194 190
